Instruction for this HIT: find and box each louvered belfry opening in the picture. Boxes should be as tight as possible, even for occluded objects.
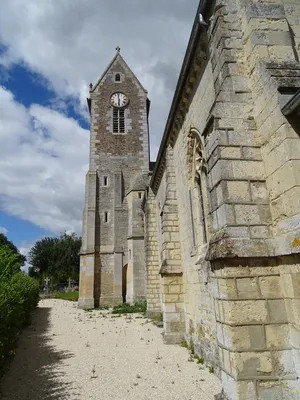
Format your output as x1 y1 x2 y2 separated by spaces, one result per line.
113 108 125 133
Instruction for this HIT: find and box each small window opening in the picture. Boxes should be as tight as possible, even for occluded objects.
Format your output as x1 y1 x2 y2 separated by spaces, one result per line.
113 108 125 133
115 73 121 82
104 176 108 186
104 212 108 223
129 249 131 259
138 192 142 199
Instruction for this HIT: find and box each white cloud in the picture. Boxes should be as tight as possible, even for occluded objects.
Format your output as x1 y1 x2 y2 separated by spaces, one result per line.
0 0 198 158
0 86 89 234
19 242 33 273
0 226 8 235
0 1 199 236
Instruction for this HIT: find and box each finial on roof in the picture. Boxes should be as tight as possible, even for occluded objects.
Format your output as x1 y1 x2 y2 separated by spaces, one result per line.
89 83 93 90
116 46 121 53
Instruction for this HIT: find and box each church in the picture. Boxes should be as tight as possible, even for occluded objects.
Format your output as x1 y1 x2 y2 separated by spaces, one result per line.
79 0 300 399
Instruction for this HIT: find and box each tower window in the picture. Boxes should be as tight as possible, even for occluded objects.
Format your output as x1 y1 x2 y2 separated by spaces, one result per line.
138 192 142 199
103 176 108 186
115 73 121 82
104 212 109 223
113 108 125 133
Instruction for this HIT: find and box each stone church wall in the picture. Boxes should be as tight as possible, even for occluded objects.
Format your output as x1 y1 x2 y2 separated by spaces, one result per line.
144 188 161 317
172 61 219 367
147 0 300 398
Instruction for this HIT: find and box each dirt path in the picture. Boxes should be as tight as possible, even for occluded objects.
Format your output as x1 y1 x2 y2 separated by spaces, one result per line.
0 299 221 400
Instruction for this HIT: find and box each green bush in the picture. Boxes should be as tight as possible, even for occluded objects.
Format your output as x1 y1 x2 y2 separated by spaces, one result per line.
0 245 39 370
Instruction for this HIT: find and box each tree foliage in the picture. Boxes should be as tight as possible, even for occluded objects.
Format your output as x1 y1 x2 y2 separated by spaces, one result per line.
28 232 81 284
0 233 26 266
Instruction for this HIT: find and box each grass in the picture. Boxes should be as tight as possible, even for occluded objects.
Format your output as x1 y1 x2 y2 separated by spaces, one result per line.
112 301 147 315
194 354 204 364
180 340 189 349
152 313 163 322
53 291 79 302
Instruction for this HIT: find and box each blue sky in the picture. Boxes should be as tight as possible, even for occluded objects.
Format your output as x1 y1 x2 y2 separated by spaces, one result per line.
0 0 198 260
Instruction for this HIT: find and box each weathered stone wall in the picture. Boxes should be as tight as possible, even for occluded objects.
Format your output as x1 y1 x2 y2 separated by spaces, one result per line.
172 61 219 367
148 0 300 398
213 258 299 399
144 188 161 317
155 147 185 344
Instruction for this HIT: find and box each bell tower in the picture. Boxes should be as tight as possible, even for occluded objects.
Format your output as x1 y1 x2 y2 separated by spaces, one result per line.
78 48 150 309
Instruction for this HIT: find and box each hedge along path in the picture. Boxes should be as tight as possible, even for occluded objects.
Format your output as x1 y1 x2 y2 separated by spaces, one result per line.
0 299 221 400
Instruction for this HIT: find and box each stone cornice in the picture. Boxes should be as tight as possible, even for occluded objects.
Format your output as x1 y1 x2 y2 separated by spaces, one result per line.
206 227 300 261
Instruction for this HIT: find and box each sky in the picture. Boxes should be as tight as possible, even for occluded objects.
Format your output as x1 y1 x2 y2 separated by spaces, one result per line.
0 0 199 259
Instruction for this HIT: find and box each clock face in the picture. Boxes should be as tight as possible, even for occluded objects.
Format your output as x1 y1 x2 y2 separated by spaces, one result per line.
110 92 128 108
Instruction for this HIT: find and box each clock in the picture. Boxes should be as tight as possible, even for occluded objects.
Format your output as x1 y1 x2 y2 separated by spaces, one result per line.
110 92 128 108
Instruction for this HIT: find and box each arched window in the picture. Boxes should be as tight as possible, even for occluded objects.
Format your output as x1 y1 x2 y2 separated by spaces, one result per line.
115 73 121 82
113 108 125 133
187 128 210 251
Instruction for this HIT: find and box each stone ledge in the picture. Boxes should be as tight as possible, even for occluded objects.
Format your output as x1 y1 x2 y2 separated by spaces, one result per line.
159 262 183 276
206 236 272 260
207 227 300 260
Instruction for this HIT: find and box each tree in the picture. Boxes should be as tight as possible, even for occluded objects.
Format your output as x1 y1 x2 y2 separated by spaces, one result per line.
0 246 24 280
28 237 58 280
0 233 26 265
28 232 81 284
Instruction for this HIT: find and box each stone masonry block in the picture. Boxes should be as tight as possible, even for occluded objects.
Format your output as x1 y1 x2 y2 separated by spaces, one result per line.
232 160 265 180
265 324 290 349
226 181 251 202
223 300 268 325
164 312 182 323
291 299 300 325
245 4 285 21
268 299 288 323
257 381 283 400
253 29 291 46
221 371 256 400
230 351 273 379
268 160 300 200
222 324 265 351
236 277 260 299
292 273 300 298
218 279 237 299
250 182 269 202
217 204 235 228
273 350 295 377
259 276 282 298
235 205 261 225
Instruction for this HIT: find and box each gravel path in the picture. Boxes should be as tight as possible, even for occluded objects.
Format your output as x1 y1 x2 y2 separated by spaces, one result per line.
0 299 221 400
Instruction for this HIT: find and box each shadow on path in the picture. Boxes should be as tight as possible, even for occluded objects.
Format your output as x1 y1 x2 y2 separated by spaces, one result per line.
0 306 77 400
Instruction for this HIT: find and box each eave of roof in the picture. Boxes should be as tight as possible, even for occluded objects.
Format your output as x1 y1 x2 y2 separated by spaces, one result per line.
282 89 300 116
150 0 209 189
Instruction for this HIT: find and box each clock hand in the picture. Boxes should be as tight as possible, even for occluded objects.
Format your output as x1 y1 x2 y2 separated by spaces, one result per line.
118 94 120 106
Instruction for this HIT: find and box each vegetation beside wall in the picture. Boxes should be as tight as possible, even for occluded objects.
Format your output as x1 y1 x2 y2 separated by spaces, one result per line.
0 235 39 372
